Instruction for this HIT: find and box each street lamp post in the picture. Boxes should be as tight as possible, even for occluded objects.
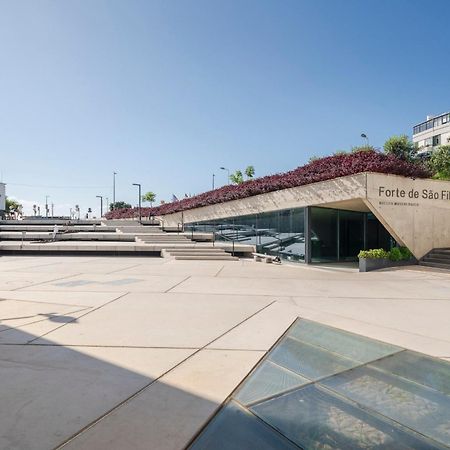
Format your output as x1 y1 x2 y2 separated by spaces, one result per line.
220 167 230 185
113 172 117 210
212 173 215 190
132 183 142 222
45 196 49 218
96 195 103 217
361 133 369 147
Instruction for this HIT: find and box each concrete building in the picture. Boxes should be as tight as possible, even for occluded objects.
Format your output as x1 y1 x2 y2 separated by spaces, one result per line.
413 112 450 155
160 172 450 263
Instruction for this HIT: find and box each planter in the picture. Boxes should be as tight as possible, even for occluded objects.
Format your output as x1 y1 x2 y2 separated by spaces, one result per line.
359 257 417 272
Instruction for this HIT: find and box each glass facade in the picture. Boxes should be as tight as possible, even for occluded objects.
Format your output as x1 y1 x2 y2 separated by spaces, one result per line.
186 208 306 262
186 206 394 264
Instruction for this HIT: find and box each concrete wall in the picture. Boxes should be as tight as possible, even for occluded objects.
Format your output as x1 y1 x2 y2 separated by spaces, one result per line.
365 173 450 259
159 172 450 260
160 173 367 227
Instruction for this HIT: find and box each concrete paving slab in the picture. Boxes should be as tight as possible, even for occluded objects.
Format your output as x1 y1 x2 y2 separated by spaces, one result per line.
0 299 89 331
208 302 299 351
33 292 272 348
9 262 142 274
0 272 79 291
0 308 92 344
0 344 194 450
171 274 450 299
114 261 225 277
62 349 264 450
0 290 124 307
19 273 189 293
290 295 450 344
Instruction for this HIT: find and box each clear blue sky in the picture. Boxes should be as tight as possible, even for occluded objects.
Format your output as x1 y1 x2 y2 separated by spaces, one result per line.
1 0 449 217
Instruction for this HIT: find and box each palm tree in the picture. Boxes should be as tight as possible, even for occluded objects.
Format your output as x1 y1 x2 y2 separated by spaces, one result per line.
245 165 255 179
142 191 156 207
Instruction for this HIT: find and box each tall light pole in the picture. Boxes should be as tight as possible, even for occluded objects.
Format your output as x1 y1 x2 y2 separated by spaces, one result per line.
361 133 369 147
96 195 103 217
220 167 230 185
113 172 117 210
212 173 215 190
45 195 49 218
132 183 142 222
106 197 109 213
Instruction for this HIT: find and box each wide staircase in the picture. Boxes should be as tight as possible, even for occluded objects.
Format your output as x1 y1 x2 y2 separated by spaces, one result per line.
161 247 238 261
135 233 191 245
420 248 450 270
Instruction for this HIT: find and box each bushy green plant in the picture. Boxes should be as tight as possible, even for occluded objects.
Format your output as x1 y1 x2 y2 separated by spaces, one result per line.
358 249 390 259
398 246 413 260
429 145 450 180
358 246 413 260
351 145 376 153
383 135 416 162
389 247 403 261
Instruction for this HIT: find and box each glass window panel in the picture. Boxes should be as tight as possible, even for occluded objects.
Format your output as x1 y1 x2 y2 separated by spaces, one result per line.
366 212 393 251
189 400 300 450
339 210 364 260
311 207 338 262
251 385 440 450
268 336 358 380
321 366 450 447
234 361 309 406
288 319 402 363
370 350 450 395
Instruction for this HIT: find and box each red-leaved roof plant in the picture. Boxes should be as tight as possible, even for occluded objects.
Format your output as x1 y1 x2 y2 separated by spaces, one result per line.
105 150 430 219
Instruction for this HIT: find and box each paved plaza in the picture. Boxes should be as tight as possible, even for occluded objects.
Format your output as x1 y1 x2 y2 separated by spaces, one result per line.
0 255 450 449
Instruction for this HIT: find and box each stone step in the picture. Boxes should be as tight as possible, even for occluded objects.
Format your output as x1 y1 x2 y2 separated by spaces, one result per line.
166 251 230 257
422 257 450 265
419 261 450 270
172 255 238 261
162 247 226 253
429 252 450 260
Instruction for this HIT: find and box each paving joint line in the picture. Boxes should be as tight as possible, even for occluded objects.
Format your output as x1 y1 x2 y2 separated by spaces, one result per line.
26 292 131 344
56 300 276 449
214 265 225 277
163 275 191 293
0 297 93 308
105 263 143 275
10 273 84 291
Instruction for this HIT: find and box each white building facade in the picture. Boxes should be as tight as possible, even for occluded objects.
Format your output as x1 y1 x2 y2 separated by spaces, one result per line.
413 112 450 155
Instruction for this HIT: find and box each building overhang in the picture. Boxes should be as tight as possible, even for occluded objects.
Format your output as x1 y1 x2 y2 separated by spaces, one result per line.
160 172 450 259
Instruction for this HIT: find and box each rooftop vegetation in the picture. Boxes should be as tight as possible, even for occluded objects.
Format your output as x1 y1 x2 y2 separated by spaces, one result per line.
105 149 430 219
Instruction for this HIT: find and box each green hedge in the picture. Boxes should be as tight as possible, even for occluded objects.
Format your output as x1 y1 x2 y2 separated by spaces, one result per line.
358 247 413 261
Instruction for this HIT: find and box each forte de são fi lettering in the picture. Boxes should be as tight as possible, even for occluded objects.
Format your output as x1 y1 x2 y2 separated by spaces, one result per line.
378 186 450 200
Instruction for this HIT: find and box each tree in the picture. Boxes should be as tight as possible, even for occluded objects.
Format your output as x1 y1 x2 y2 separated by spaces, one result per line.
109 201 132 211
5 197 22 218
229 170 244 184
429 145 450 180
142 191 156 207
245 165 255 179
6 197 22 213
383 135 416 162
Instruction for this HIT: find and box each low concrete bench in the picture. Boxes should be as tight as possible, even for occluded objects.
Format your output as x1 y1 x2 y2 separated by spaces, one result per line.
252 252 280 264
